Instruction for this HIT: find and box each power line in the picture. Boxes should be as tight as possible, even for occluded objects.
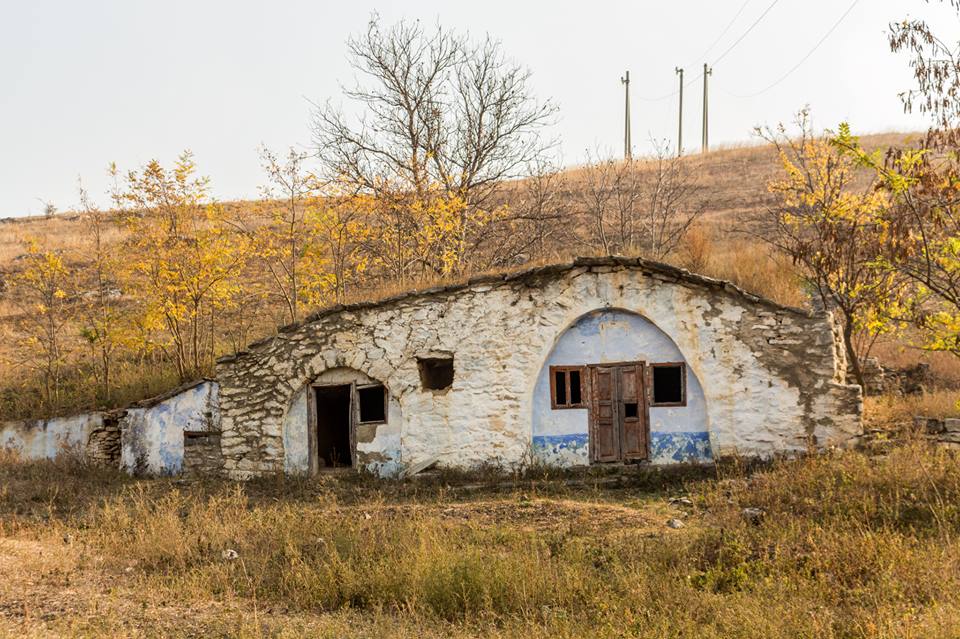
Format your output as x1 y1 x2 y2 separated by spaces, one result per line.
634 0 778 102
683 0 752 69
710 0 781 66
723 0 860 98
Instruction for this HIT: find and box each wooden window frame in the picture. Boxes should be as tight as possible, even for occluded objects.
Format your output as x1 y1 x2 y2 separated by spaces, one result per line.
356 382 388 424
550 365 587 409
648 362 687 407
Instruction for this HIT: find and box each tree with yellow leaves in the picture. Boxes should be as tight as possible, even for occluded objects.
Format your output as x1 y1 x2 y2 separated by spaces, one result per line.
111 151 248 381
8 240 74 409
302 193 373 305
829 3 960 361
762 111 899 386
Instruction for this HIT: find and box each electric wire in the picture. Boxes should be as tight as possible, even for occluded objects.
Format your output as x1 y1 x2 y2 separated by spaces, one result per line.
709 0 781 66
634 0 779 102
683 0 752 69
722 0 861 98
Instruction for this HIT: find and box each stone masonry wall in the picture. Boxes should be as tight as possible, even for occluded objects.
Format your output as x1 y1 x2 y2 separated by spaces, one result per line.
215 257 863 479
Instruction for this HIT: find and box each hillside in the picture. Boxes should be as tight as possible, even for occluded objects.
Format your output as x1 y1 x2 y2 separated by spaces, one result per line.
0 132 919 265
0 131 941 419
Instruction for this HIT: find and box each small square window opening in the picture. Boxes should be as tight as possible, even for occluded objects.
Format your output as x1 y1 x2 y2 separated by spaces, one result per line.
357 384 387 423
419 357 454 390
624 402 638 418
651 364 685 406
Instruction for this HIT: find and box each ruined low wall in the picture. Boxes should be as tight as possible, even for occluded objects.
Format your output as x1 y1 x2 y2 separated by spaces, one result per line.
215 257 863 479
120 380 220 476
0 380 219 476
0 411 120 464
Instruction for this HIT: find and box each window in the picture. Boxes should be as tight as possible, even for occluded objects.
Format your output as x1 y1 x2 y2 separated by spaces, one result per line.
651 363 685 406
357 384 387 423
418 356 454 390
550 366 585 409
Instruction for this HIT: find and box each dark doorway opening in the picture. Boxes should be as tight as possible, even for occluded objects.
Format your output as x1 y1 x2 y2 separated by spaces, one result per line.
314 384 353 468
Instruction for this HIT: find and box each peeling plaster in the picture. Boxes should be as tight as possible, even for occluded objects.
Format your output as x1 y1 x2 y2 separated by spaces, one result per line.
120 381 219 476
216 259 862 478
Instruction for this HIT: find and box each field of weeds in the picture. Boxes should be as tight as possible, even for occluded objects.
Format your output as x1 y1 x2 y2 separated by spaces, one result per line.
2 428 960 638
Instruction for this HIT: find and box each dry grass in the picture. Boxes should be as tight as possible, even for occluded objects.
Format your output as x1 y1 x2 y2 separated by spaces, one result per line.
0 132 934 419
2 421 960 637
865 390 960 432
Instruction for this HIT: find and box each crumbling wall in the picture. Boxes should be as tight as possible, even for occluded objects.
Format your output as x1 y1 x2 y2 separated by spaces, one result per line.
855 357 934 396
86 411 122 465
0 412 105 461
120 380 220 476
216 257 862 479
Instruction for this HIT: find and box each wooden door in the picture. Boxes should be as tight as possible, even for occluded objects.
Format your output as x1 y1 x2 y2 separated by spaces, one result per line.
591 366 620 462
590 363 648 463
618 364 647 461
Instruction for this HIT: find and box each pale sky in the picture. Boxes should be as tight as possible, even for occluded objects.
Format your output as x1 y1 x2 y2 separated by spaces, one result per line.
1 0 957 218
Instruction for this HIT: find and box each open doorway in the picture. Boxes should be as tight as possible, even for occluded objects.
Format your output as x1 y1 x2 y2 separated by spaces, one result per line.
314 384 353 468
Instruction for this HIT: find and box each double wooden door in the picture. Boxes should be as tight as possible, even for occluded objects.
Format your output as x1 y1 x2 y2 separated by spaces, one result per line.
590 363 648 463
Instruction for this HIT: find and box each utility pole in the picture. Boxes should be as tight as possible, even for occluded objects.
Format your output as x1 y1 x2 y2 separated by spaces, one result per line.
701 63 713 153
621 70 632 160
675 67 684 157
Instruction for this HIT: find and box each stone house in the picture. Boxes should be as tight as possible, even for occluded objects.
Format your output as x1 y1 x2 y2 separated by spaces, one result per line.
214 257 862 479
0 257 864 478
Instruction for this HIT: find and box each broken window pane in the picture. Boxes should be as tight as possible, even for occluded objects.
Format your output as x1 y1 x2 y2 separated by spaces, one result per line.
357 385 386 423
652 364 684 405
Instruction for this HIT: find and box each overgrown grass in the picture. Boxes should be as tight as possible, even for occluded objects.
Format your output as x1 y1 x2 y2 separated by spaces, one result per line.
4 437 960 637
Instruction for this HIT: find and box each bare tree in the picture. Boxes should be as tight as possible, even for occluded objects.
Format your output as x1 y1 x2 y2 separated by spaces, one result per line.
76 183 122 403
312 16 557 277
483 157 574 266
637 142 704 260
572 150 637 254
251 147 318 324
574 145 701 259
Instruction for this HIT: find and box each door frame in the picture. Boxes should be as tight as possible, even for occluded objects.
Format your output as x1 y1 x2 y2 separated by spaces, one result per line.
586 360 650 464
307 382 358 474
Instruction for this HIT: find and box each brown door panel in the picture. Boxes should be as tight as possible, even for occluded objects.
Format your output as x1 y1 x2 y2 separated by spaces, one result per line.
591 366 620 462
589 362 649 463
620 363 648 461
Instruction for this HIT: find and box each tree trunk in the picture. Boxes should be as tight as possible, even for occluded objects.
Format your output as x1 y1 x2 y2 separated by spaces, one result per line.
842 313 865 388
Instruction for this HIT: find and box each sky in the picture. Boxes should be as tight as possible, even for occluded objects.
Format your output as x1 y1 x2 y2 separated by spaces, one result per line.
1 0 958 218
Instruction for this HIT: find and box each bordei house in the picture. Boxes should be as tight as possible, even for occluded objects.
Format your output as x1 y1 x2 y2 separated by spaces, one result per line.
1 257 865 478
210 256 862 479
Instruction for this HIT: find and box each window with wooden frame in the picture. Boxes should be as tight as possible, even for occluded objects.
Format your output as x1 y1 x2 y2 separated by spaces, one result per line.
550 366 586 409
650 362 686 406
356 383 387 423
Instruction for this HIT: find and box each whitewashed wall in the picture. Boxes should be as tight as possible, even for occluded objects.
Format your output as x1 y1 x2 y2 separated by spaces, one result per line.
216 258 862 479
120 380 219 475
283 367 402 476
0 413 103 460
